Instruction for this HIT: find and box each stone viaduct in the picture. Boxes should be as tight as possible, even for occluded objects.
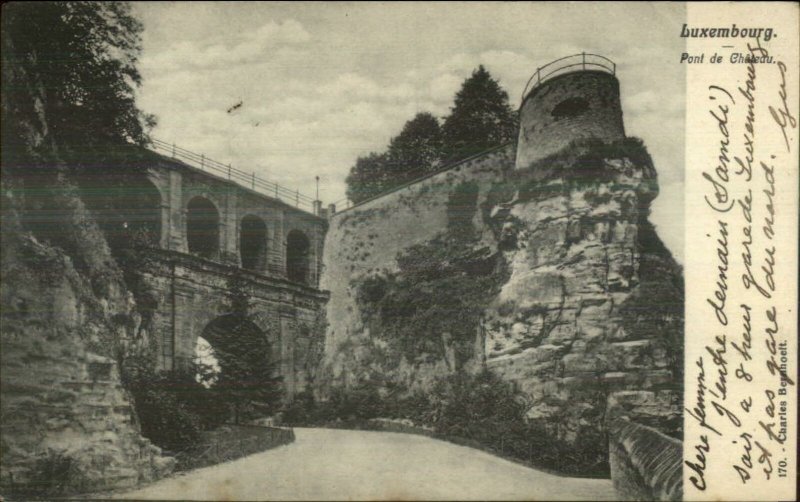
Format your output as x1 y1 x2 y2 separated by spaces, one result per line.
90 146 331 398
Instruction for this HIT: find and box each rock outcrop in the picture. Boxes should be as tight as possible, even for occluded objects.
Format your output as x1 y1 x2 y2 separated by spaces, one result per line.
0 191 174 495
484 141 683 442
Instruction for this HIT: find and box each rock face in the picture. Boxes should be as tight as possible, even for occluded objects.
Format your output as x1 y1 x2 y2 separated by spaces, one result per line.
484 146 683 442
0 190 174 495
318 137 683 448
1 22 175 494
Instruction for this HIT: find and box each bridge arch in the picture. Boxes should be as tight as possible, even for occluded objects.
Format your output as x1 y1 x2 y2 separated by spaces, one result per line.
83 173 163 249
240 214 268 272
196 313 282 419
186 196 220 259
286 229 310 283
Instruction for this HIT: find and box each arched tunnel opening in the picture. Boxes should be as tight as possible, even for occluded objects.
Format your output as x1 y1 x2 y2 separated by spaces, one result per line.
80 173 162 250
196 314 282 423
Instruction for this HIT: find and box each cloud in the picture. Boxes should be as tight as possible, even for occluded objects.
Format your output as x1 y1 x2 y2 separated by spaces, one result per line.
136 4 686 260
142 19 310 71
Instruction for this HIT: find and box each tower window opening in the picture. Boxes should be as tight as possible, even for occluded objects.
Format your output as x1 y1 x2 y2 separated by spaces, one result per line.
551 97 590 120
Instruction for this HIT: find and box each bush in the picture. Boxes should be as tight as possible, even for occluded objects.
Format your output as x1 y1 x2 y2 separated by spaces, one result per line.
283 370 609 477
122 357 228 451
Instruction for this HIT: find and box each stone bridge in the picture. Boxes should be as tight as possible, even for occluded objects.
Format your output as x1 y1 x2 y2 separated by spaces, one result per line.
84 146 330 398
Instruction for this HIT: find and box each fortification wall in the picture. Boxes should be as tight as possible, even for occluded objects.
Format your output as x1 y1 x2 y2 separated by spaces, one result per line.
608 417 682 501
319 145 515 390
516 71 625 169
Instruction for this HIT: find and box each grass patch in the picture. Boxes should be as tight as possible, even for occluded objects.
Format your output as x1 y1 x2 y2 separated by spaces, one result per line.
172 425 294 471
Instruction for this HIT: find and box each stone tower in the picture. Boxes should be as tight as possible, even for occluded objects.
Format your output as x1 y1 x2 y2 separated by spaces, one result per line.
515 53 625 169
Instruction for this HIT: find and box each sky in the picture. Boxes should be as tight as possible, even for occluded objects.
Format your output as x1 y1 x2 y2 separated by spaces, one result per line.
133 2 686 262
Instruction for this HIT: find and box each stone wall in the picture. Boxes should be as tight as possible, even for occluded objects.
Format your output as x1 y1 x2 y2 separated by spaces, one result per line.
319 145 515 391
608 417 682 501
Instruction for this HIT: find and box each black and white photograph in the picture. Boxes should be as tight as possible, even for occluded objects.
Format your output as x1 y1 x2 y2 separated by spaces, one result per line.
1 2 796 501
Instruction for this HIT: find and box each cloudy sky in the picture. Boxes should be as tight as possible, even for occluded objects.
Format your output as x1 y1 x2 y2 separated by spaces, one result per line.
134 2 686 262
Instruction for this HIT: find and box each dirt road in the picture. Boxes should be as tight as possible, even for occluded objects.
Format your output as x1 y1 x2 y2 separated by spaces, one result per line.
115 428 617 501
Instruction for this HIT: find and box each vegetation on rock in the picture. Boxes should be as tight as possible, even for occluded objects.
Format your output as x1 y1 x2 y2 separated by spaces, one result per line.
354 182 506 366
2 1 154 169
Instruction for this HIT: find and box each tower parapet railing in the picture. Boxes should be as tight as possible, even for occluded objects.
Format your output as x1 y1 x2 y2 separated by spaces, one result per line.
520 53 616 104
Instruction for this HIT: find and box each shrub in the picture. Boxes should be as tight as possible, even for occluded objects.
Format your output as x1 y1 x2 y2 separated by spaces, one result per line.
122 357 228 451
283 370 609 477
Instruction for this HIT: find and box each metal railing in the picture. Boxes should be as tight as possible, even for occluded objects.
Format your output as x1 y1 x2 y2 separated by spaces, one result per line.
520 53 616 104
150 138 316 210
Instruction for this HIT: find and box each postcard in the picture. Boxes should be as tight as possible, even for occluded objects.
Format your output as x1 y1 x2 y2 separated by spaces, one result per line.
0 2 796 501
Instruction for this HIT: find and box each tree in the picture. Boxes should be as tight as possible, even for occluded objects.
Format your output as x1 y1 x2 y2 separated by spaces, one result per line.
345 113 443 204
441 65 517 162
345 151 392 204
386 112 443 185
2 1 155 166
205 274 283 424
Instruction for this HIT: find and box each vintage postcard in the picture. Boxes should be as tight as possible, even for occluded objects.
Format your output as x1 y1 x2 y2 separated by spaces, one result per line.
0 2 796 501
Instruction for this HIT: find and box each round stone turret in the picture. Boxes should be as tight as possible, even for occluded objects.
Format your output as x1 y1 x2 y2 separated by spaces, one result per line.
515 54 625 169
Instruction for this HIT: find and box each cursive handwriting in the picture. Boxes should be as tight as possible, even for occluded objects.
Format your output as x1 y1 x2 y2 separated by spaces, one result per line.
769 61 797 151
706 219 730 325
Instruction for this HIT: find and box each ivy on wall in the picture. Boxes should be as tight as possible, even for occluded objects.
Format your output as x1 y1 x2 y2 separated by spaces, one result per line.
354 182 508 367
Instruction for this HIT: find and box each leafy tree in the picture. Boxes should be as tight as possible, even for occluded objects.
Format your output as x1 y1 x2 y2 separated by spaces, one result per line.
1 1 155 167
203 274 284 424
344 67 517 203
441 65 517 162
345 151 392 204
345 113 443 204
2 2 157 267
386 112 444 184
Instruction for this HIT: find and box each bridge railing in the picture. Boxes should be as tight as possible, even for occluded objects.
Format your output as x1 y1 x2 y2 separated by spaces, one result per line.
150 138 316 211
520 53 616 104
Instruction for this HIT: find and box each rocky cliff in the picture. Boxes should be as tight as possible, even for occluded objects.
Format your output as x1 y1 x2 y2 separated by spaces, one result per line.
318 138 683 448
1 24 173 493
0 183 174 495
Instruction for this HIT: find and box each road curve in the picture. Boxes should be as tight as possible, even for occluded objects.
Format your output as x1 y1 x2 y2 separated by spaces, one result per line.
115 427 617 501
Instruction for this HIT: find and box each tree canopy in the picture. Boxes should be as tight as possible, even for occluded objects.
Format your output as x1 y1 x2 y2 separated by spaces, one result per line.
386 112 444 184
345 112 444 204
441 65 517 162
2 1 154 165
344 66 517 204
